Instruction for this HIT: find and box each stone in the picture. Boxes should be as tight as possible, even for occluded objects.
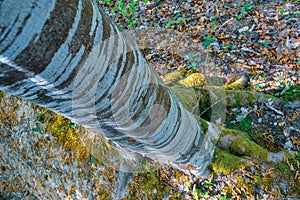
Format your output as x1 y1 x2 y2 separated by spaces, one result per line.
267 151 285 162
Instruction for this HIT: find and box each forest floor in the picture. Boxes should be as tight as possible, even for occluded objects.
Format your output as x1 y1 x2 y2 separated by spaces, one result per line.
1 1 300 200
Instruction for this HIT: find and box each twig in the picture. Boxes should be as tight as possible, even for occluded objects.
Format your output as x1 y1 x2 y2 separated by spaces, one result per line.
216 18 234 35
264 102 284 116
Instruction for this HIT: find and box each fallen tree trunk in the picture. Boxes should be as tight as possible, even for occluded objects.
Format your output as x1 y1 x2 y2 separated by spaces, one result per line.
0 0 219 175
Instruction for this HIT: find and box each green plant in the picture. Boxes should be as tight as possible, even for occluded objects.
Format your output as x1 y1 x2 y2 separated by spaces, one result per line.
203 34 213 49
279 9 287 16
91 156 97 163
237 2 253 20
101 0 141 27
219 194 230 200
263 41 269 47
296 58 300 64
226 43 233 51
193 188 201 200
258 75 264 81
245 2 253 11
240 117 252 133
254 83 263 89
103 0 111 6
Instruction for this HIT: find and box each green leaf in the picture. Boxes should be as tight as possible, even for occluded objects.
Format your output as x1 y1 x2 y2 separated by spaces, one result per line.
258 75 264 81
188 62 197 69
254 83 262 89
204 192 209 197
119 2 125 8
211 16 218 21
280 9 287 16
227 43 233 51
174 13 180 18
70 124 77 129
58 125 67 130
129 21 137 27
91 157 96 163
32 127 39 132
245 2 253 11
240 7 246 15
289 14 295 18
263 41 269 47
128 6 135 14
35 111 42 118
296 58 300 64
211 21 216 28
103 0 111 5
203 34 213 49
130 0 137 7
165 20 173 28
237 14 243 20
121 9 127 17
188 54 195 60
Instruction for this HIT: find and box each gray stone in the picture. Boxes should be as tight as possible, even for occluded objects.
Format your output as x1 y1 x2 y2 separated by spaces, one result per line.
267 151 285 162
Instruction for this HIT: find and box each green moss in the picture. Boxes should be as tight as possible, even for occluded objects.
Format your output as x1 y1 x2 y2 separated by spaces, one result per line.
169 85 198 113
0 91 4 98
210 147 243 175
178 73 205 87
195 115 208 133
128 170 171 199
198 88 212 121
162 70 187 85
226 90 259 108
229 137 268 160
278 84 300 101
33 110 90 162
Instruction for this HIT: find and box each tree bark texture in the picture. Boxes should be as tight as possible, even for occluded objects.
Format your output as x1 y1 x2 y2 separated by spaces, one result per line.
0 0 219 175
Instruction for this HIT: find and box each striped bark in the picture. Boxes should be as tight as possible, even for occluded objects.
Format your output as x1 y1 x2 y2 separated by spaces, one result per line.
0 0 219 175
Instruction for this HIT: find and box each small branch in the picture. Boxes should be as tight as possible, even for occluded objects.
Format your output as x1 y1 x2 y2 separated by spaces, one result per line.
264 102 284 116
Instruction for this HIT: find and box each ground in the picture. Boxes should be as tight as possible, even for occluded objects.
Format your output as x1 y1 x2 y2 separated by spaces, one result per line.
1 0 300 199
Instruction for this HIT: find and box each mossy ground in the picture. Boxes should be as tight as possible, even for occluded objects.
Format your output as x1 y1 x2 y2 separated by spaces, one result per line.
1 71 299 199
164 70 300 198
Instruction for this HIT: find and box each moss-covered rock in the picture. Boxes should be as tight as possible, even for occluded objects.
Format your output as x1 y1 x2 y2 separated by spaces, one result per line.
162 70 187 85
178 73 205 87
217 127 269 160
195 115 209 133
210 147 243 175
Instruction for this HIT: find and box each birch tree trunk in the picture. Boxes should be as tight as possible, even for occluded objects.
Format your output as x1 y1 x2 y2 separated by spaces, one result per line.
0 0 219 175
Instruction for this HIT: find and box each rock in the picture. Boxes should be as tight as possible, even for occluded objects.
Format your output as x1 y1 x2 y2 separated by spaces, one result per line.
267 151 285 162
